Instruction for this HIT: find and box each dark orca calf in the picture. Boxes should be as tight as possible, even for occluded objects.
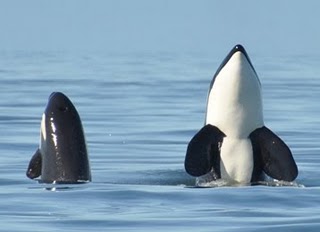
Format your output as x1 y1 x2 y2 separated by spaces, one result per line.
185 45 298 184
26 92 91 184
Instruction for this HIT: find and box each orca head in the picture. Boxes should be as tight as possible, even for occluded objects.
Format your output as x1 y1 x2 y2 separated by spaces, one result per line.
212 44 258 83
205 44 264 137
41 92 79 142
47 91 78 117
40 92 91 183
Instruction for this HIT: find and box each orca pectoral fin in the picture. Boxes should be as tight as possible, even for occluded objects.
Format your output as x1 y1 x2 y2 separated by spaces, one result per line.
250 126 298 181
185 124 224 177
26 149 42 179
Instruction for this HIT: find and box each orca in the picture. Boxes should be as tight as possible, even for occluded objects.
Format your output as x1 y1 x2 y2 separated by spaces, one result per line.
26 92 91 184
185 44 298 184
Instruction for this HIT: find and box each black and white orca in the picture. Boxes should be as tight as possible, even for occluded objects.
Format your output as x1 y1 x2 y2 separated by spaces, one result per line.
26 92 91 184
185 44 298 184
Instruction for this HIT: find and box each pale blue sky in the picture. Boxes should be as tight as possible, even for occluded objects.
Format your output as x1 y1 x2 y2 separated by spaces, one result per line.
1 0 320 55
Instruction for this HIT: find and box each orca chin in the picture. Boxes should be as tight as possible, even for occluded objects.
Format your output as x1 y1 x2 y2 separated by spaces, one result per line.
185 44 298 185
26 92 91 184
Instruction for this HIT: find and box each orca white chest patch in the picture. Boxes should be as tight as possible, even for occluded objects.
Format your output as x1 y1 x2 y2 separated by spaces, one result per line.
220 137 253 183
206 51 264 137
40 113 46 142
26 92 91 184
185 44 298 185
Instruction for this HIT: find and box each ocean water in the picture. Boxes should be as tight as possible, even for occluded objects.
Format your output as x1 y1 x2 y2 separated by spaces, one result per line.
0 51 319 231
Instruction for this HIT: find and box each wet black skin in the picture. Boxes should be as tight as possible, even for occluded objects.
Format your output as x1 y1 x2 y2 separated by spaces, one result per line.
185 124 298 183
26 92 91 184
185 45 298 183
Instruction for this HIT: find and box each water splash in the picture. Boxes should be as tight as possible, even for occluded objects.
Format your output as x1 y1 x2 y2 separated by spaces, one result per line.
195 171 230 187
195 171 305 188
255 179 305 188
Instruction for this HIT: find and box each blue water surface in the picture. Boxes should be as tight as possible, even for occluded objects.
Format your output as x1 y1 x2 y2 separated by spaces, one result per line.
0 51 319 231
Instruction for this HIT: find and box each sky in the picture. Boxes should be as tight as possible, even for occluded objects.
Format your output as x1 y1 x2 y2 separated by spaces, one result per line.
1 0 320 56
